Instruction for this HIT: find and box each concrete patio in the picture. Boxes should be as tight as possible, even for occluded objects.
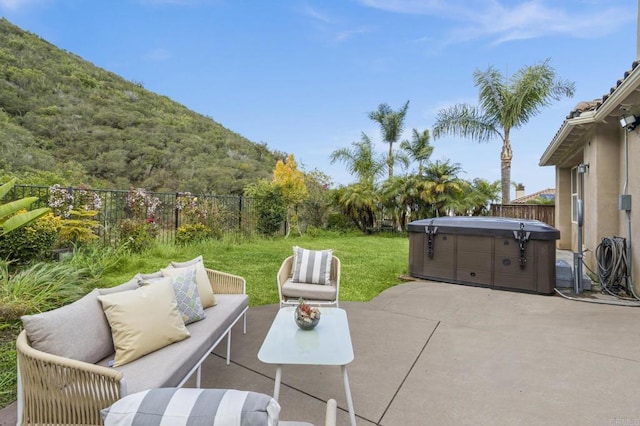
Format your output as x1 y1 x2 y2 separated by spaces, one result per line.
3 278 640 425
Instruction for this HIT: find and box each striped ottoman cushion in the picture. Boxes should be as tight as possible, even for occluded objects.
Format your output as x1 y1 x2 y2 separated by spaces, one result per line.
101 388 280 426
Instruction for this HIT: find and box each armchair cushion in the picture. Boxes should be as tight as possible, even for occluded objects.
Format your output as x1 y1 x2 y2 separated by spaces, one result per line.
101 388 280 426
282 279 337 301
292 246 333 285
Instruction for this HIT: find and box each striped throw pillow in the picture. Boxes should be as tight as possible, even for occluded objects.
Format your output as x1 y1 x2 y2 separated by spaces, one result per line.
101 388 280 426
292 246 333 285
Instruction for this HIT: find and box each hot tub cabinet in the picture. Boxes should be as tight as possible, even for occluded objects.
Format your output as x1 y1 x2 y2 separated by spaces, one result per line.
408 217 560 294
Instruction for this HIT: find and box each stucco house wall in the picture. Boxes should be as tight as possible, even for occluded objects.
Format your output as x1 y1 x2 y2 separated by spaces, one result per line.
540 63 640 294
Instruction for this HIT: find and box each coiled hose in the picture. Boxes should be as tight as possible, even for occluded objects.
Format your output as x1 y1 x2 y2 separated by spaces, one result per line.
596 236 640 300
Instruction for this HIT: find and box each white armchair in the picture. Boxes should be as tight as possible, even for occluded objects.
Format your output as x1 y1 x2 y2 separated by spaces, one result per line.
277 255 340 308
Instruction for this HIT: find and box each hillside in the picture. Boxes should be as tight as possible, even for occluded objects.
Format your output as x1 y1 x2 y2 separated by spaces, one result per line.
0 18 280 194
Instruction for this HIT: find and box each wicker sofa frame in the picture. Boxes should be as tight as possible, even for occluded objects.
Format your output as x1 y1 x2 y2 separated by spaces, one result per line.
16 268 247 426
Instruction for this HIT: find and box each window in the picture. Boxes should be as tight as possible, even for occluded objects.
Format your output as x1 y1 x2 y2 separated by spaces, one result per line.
571 167 578 223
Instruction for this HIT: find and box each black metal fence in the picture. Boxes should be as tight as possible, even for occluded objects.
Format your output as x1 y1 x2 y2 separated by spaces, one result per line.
4 185 258 245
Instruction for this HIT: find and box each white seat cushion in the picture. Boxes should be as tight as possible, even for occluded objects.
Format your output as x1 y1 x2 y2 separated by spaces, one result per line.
282 279 337 301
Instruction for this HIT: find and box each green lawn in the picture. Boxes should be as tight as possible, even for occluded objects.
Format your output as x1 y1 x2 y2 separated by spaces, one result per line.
100 232 410 306
0 232 409 409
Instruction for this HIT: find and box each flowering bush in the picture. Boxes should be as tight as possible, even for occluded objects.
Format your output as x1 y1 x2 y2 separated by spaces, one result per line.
176 192 207 224
48 184 102 218
73 186 102 211
48 185 102 247
126 187 161 220
48 184 74 218
176 193 231 238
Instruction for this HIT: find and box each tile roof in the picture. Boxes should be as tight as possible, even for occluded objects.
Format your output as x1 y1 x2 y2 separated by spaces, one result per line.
565 60 640 119
541 60 640 167
511 188 555 204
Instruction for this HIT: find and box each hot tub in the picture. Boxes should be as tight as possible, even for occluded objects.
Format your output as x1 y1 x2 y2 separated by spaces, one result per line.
408 217 560 294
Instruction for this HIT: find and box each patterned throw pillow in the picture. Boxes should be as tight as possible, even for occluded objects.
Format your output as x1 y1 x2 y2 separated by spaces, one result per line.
151 267 206 325
164 256 216 308
163 267 205 325
101 388 281 426
291 246 333 285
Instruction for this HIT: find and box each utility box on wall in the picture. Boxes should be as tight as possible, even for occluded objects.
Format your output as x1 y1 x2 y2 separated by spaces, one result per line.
408 217 560 295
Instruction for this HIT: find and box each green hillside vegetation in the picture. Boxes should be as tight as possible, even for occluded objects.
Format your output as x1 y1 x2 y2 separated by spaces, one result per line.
0 18 280 194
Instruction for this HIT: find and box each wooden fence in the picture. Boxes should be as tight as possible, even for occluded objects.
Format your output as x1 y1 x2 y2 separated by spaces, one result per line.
489 204 555 227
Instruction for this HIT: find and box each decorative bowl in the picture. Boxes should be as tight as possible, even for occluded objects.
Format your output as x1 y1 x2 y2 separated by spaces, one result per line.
294 301 321 330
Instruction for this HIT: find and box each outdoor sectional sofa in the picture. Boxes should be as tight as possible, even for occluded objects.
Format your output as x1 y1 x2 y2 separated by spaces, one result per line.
15 257 248 425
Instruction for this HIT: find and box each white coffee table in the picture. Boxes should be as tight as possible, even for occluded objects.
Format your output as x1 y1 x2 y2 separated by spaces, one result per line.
258 307 356 425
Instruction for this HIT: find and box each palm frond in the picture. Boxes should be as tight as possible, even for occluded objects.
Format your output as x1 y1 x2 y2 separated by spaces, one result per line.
433 104 500 142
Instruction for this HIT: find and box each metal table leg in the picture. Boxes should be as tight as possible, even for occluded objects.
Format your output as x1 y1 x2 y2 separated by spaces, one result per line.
342 365 356 425
274 365 282 401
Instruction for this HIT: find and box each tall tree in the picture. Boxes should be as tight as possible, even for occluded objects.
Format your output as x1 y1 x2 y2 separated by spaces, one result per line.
368 100 410 180
272 154 308 236
330 133 385 184
400 129 433 177
432 59 574 203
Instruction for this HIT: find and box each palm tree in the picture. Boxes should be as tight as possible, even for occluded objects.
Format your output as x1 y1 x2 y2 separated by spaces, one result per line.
463 178 501 216
432 59 574 203
368 100 410 180
400 129 433 176
332 182 379 233
421 160 465 217
379 175 425 230
330 133 385 184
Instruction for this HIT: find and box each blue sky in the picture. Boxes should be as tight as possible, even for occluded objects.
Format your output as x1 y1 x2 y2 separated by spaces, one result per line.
1 0 636 198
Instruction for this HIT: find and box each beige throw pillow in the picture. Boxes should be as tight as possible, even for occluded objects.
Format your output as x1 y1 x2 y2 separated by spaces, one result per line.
97 280 190 367
163 256 215 308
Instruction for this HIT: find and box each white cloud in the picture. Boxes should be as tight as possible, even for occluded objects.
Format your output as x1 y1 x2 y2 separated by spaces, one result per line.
299 2 371 43
301 3 333 24
357 0 632 45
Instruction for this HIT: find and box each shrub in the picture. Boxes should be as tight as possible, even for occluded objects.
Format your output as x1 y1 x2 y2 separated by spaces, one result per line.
0 259 91 321
125 187 160 221
176 193 231 239
326 212 356 232
67 243 128 279
119 219 158 252
245 180 286 236
176 223 211 245
57 209 100 248
0 213 61 263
